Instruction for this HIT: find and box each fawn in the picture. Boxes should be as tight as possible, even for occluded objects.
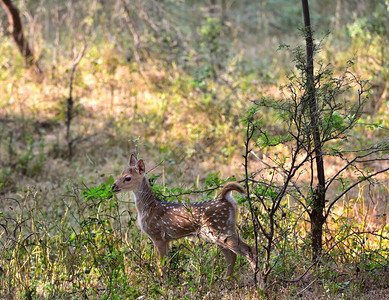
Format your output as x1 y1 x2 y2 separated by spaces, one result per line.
111 154 257 279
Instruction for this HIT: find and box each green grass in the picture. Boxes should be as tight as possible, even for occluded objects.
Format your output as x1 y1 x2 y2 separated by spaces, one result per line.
1 1 389 297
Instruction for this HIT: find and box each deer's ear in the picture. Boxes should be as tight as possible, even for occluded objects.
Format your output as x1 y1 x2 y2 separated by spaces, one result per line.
136 159 146 175
129 154 137 166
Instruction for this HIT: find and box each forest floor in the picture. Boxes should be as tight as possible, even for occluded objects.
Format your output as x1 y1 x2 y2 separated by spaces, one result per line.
1 35 389 299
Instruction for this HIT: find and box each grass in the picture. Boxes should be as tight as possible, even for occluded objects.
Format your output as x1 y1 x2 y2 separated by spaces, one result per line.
1 182 388 298
0 180 257 298
1 6 389 297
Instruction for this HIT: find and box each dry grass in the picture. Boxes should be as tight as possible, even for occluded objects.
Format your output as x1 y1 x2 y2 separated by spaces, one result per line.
1 30 388 299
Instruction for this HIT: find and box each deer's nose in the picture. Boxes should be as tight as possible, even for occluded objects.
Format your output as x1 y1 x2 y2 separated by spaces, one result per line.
111 184 119 192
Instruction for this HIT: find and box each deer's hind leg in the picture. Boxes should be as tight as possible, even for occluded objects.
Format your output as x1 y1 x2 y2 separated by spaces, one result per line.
217 233 256 272
218 245 237 279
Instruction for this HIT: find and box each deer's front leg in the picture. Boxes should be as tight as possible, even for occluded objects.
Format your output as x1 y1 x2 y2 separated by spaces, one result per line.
153 239 169 279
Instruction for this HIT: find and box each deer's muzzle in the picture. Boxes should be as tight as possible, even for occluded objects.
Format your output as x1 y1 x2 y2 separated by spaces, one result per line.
111 183 121 193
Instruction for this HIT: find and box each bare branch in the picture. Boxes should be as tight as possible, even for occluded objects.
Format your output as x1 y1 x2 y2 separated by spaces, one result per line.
325 167 389 218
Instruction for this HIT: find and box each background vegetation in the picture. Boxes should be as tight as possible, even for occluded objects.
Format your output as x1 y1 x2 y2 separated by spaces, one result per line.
0 0 388 298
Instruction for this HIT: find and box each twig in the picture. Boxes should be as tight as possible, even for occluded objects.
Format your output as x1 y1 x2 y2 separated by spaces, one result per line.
68 43 87 100
325 167 389 218
297 279 317 296
281 230 384 283
146 160 165 174
160 185 221 199
66 42 87 160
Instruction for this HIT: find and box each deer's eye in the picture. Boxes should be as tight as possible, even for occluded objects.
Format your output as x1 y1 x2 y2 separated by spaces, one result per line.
124 176 131 182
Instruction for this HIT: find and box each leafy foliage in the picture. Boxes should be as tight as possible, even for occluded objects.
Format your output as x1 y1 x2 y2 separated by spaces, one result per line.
0 0 388 298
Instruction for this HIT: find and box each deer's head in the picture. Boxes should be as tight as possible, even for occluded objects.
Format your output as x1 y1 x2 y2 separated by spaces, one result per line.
111 154 145 193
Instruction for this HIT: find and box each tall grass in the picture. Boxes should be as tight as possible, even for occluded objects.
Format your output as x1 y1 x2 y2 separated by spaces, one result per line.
1 1 388 298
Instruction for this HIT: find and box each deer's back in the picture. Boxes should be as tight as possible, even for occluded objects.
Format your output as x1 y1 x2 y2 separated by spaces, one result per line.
140 198 237 242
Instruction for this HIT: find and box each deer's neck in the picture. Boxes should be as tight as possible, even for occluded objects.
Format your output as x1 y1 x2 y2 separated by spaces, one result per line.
133 177 158 213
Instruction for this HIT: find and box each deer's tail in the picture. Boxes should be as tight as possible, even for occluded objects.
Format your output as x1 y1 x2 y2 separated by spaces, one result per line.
220 182 246 200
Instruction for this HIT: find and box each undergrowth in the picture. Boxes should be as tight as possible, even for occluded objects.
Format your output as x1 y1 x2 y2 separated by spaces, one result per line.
1 173 388 299
0 1 388 298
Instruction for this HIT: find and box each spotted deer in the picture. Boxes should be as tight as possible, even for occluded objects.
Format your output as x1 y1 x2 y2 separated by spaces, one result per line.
111 154 257 279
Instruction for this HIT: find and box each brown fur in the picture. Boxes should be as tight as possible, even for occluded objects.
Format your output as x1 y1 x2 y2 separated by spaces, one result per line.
220 182 246 199
111 154 257 279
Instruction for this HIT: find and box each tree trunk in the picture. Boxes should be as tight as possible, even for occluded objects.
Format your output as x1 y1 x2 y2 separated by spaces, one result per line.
221 0 227 25
209 0 217 15
310 193 325 260
0 0 41 73
301 0 326 261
